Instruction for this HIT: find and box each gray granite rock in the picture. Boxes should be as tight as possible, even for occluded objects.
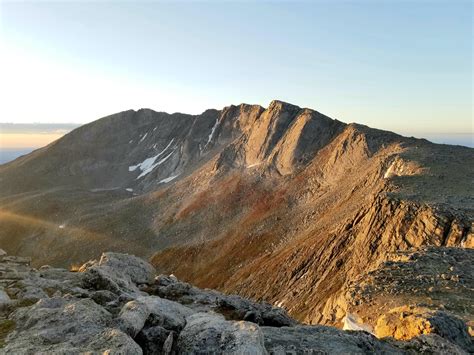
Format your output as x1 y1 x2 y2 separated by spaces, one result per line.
177 312 267 354
4 296 141 354
262 325 402 354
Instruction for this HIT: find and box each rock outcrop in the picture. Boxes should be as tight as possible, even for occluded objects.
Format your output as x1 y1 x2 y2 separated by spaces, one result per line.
337 247 474 352
0 250 472 354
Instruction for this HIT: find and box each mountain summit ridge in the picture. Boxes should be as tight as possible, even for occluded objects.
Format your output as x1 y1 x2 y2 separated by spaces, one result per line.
0 100 472 327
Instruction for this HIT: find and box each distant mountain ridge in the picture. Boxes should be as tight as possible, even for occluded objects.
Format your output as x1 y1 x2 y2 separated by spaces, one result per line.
0 100 473 327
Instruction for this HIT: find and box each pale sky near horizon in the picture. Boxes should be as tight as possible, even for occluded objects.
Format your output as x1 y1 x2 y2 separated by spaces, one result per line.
0 0 472 149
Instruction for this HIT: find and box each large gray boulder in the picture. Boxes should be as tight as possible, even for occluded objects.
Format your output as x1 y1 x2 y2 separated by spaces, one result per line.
262 325 402 354
80 252 156 297
88 252 156 284
177 312 267 354
3 296 141 354
118 295 194 337
138 296 195 331
118 298 151 337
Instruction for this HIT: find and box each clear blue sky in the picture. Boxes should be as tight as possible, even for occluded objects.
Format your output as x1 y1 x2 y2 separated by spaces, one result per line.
0 0 472 137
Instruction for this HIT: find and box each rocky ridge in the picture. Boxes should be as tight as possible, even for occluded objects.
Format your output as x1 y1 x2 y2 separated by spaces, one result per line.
0 249 471 354
0 100 473 330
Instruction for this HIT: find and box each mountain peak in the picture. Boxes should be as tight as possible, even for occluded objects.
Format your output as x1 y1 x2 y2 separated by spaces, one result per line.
267 100 300 111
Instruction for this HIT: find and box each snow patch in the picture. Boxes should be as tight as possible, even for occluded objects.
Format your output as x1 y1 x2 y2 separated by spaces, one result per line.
129 139 175 174
343 313 374 334
204 118 219 148
129 140 133 144
125 188 133 192
158 174 180 184
136 151 174 179
139 133 148 143
157 138 175 157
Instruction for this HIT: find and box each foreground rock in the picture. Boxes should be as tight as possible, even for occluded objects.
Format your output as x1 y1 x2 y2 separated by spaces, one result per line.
119 295 194 337
147 275 296 327
4 296 141 354
177 312 266 354
0 250 472 354
80 252 156 297
263 325 402 354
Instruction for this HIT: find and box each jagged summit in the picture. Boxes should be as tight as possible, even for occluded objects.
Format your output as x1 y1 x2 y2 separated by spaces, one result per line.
0 100 472 331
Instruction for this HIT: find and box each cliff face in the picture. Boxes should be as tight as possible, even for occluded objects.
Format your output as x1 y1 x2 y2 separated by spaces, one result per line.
0 100 472 328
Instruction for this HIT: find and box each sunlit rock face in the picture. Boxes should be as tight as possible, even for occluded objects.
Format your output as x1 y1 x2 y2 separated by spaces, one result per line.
0 100 472 332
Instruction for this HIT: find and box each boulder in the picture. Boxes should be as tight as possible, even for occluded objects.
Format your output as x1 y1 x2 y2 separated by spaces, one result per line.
375 306 473 352
118 295 194 338
390 334 468 355
137 296 194 331
80 327 143 354
91 289 118 306
94 252 156 284
118 299 151 337
262 325 402 354
135 325 172 354
177 312 267 354
3 296 141 353
80 252 156 298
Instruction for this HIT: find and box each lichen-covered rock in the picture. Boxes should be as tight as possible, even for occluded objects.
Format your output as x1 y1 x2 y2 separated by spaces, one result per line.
86 252 156 285
118 295 194 338
91 289 118 306
262 325 402 354
118 299 151 337
3 296 141 353
137 296 194 331
1 250 471 354
390 334 468 355
79 327 143 354
80 253 156 299
177 312 267 354
151 275 295 327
